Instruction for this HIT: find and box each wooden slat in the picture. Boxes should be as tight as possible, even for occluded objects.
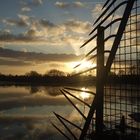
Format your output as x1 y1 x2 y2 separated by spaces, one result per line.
54 112 82 131
60 89 87 120
94 0 117 25
89 1 128 35
63 89 91 107
51 122 71 140
64 87 96 95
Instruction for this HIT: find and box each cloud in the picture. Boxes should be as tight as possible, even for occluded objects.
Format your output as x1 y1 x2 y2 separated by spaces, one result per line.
26 29 37 37
20 18 65 39
91 4 102 18
64 19 91 34
0 47 83 63
0 47 83 73
20 0 43 6
3 19 24 27
48 63 65 68
55 1 69 8
18 14 30 26
3 14 30 27
32 0 43 5
37 19 90 46
21 6 31 12
0 29 11 34
55 1 85 9
0 30 34 42
0 17 91 53
73 2 85 8
0 57 32 66
0 29 66 49
39 19 56 28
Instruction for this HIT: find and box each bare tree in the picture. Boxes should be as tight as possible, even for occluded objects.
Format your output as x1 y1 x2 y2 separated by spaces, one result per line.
46 69 66 76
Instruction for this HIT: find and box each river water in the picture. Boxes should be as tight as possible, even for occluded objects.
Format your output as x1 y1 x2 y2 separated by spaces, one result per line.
0 85 139 140
0 85 95 140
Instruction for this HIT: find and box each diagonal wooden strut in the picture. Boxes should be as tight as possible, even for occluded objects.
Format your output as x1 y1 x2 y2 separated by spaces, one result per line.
54 112 78 140
63 89 91 108
54 112 82 131
60 89 87 120
51 122 71 140
64 87 96 95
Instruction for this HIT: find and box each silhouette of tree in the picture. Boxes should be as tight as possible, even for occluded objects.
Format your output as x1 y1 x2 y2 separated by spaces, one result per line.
46 69 66 76
26 71 41 77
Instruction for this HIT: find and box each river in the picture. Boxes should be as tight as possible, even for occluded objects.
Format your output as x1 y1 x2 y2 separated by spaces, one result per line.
0 85 95 140
0 85 139 139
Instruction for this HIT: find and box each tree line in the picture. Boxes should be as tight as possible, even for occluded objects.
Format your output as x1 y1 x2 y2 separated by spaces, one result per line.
0 69 96 86
0 68 139 86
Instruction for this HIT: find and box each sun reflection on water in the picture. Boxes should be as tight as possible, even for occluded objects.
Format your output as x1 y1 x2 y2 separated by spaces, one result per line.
80 87 90 100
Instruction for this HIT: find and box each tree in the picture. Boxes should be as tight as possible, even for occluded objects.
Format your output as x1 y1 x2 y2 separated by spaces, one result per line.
26 71 41 77
46 69 66 76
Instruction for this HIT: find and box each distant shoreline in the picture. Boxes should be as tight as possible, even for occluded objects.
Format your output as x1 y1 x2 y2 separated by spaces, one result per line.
0 74 140 86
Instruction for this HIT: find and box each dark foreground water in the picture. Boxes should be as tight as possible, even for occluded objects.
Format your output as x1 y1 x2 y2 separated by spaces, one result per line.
0 85 139 140
0 86 95 140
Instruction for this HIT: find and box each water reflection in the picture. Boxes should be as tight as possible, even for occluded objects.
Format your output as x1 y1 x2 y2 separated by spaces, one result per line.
0 85 139 139
80 87 90 100
0 86 92 140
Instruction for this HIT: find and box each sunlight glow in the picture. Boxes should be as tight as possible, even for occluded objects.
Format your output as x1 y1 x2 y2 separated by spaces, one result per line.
69 59 96 72
80 88 90 100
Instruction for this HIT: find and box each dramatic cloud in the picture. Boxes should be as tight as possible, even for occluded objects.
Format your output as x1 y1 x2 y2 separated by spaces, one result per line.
0 17 91 50
0 47 83 74
0 57 32 66
0 30 34 42
0 47 83 63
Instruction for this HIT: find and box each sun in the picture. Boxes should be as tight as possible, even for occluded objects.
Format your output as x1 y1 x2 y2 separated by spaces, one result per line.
80 88 90 100
79 60 93 69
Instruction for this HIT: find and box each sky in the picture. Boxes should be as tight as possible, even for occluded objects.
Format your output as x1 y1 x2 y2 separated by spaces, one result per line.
0 0 139 75
0 0 104 54
0 0 105 75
